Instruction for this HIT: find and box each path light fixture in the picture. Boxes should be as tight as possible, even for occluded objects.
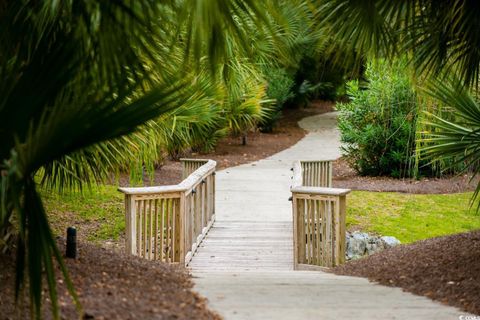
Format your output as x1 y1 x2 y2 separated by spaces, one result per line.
66 227 77 259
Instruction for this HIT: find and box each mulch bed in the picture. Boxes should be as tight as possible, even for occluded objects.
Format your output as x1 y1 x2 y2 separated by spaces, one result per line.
332 230 480 315
333 158 478 194
0 241 220 320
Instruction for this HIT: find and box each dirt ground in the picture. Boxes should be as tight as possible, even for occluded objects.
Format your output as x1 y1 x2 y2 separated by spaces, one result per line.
332 230 480 315
0 241 221 320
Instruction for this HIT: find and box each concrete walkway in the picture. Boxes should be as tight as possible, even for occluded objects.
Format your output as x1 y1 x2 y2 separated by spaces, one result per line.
190 112 466 319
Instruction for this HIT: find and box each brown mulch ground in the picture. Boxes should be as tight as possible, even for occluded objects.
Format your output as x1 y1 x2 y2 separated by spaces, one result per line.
332 230 480 315
333 158 479 194
0 241 220 320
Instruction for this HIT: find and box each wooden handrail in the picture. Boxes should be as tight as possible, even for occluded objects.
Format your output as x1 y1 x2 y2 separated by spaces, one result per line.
291 160 350 270
119 160 216 195
291 186 350 196
119 159 216 266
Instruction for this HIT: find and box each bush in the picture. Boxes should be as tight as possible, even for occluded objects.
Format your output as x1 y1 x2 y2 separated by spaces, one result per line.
337 59 424 178
259 68 294 132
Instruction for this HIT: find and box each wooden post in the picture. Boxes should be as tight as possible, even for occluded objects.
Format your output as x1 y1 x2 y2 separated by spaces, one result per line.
328 161 333 187
179 193 186 265
292 195 298 270
338 195 347 265
125 195 137 255
298 198 305 265
212 170 216 218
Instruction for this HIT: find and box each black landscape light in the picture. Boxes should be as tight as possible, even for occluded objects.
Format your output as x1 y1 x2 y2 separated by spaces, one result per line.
66 227 77 259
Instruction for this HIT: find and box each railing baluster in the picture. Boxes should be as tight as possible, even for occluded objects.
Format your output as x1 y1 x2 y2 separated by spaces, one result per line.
137 200 143 257
154 199 158 260
160 198 165 261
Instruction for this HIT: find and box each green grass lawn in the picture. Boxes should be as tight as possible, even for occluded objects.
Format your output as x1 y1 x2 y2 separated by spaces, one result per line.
347 191 480 243
42 185 124 243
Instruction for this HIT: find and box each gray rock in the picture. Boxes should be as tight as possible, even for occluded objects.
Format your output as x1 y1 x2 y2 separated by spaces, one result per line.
366 237 385 255
380 236 401 248
346 232 369 260
346 232 401 260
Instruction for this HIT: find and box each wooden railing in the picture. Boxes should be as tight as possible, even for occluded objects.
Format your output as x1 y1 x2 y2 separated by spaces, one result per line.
181 158 208 179
119 159 216 266
300 160 333 187
291 160 350 269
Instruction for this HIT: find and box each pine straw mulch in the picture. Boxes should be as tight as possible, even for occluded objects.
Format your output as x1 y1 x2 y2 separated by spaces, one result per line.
0 241 221 320
331 230 480 315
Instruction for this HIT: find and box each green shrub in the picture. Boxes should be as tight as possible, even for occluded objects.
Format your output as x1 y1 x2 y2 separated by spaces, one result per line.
337 59 425 178
259 68 294 132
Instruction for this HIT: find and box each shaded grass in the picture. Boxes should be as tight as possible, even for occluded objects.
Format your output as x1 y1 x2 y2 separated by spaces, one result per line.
42 185 124 243
347 191 480 243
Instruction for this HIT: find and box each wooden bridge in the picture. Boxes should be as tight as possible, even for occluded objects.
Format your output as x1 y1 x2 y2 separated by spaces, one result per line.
120 113 466 319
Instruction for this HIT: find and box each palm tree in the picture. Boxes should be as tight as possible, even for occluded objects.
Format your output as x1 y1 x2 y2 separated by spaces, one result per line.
317 0 480 205
0 1 265 318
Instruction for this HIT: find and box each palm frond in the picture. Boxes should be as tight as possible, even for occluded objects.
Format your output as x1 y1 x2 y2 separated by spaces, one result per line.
317 0 480 87
420 77 480 209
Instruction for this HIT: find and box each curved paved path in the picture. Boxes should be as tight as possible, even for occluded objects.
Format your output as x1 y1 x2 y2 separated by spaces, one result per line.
190 112 466 319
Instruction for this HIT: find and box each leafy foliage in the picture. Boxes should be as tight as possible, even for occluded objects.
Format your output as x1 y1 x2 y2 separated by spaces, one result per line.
337 59 425 178
316 0 480 207
317 0 480 87
420 78 480 208
291 45 358 103
259 67 295 132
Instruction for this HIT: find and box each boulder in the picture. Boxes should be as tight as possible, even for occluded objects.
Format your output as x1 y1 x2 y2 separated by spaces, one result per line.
346 232 368 260
366 237 385 255
346 232 401 260
381 236 401 248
